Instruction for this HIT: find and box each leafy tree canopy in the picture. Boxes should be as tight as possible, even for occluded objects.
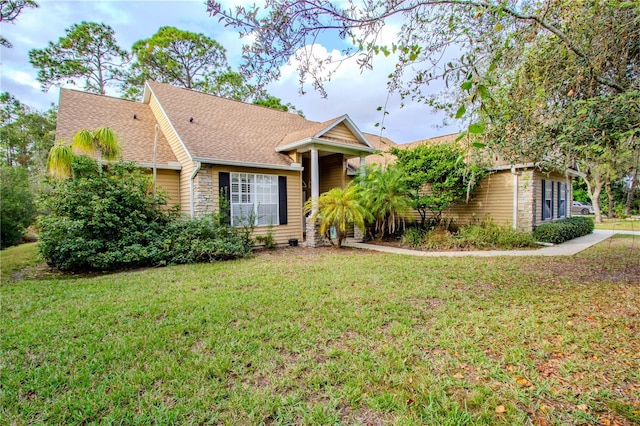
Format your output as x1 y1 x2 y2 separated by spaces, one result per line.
0 165 36 249
0 92 56 171
28 21 128 94
253 95 305 117
390 142 487 226
123 26 252 101
0 0 38 47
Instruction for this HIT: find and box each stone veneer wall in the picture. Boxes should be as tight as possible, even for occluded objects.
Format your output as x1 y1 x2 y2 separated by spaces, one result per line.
304 217 326 248
516 169 535 232
192 165 214 217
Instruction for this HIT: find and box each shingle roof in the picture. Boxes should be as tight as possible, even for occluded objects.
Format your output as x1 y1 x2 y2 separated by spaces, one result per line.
147 81 328 167
56 89 178 167
401 132 460 149
344 133 398 172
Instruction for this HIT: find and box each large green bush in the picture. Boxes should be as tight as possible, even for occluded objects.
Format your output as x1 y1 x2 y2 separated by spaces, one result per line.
38 158 252 271
533 216 594 244
158 217 253 265
0 166 36 249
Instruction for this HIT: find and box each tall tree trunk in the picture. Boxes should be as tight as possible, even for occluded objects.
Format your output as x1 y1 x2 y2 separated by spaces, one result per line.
626 169 637 215
591 185 603 223
605 180 615 218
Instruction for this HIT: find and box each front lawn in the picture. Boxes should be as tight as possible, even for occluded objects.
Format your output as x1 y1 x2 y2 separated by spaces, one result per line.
594 218 640 232
2 237 638 425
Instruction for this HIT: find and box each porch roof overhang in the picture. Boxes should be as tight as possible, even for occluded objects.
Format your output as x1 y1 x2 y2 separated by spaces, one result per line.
275 137 377 158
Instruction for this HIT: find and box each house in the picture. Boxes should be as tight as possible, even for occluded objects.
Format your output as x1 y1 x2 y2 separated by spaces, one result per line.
399 135 580 231
56 81 376 247
56 81 577 247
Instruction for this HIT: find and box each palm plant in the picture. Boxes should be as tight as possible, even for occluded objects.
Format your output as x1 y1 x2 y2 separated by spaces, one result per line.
304 184 371 248
358 165 412 237
47 127 121 178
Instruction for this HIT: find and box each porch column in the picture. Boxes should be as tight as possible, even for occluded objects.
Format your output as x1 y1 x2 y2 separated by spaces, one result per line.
311 147 320 214
304 147 325 247
359 155 366 177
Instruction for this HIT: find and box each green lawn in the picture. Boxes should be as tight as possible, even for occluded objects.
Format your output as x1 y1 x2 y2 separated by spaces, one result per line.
1 238 639 425
594 218 640 232
1 242 40 282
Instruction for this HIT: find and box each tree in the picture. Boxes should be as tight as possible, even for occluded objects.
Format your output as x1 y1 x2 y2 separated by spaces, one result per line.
47 127 121 178
29 21 128 94
253 94 305 117
209 1 639 214
356 165 412 237
391 142 487 227
1 0 38 47
549 93 639 223
483 3 640 222
303 184 370 248
123 26 252 100
0 92 56 171
0 165 36 249
207 1 635 97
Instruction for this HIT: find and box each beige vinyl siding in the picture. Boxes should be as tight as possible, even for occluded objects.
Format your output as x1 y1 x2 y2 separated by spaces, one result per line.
323 123 359 143
155 169 180 207
211 165 303 245
148 93 193 215
410 170 514 226
319 154 346 193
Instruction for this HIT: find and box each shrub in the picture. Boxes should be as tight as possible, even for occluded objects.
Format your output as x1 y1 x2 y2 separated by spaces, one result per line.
38 160 174 271
423 228 458 250
457 220 535 249
533 216 594 244
401 227 424 248
158 216 253 264
255 225 276 249
38 159 252 271
1 166 37 249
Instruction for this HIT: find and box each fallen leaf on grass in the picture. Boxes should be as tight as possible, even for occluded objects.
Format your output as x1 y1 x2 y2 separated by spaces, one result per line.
534 416 549 426
453 372 465 379
495 405 506 414
515 375 534 388
576 404 588 411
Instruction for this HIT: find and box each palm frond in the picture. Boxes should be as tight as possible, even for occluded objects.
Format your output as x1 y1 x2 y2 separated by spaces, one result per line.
94 127 121 160
71 129 95 155
47 144 74 179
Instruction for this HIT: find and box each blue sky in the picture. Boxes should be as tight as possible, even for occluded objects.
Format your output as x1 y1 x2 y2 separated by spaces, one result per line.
0 0 459 143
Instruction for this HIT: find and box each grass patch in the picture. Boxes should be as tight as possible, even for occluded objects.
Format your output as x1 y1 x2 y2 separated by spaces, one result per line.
2 237 639 424
594 218 640 232
1 242 40 281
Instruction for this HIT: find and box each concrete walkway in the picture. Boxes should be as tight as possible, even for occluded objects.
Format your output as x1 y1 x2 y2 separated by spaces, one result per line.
344 229 637 257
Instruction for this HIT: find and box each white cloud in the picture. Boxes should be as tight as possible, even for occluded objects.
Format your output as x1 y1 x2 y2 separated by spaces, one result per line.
266 43 458 143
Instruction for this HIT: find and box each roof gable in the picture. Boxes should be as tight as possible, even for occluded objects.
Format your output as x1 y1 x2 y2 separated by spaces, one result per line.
276 114 374 153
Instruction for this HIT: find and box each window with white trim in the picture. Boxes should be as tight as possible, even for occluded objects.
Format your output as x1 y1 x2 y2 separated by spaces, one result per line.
230 173 279 226
558 182 567 218
543 179 553 220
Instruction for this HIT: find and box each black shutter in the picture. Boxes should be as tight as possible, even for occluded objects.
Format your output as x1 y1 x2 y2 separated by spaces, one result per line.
551 181 554 218
557 182 562 217
219 172 231 225
278 175 287 225
541 179 546 220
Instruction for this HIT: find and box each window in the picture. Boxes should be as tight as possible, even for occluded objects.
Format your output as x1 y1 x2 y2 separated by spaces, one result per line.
542 179 553 220
230 173 279 226
557 182 567 218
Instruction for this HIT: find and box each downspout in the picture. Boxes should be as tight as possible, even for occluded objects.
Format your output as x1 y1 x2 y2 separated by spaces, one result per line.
512 167 518 230
152 124 159 197
189 161 202 218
